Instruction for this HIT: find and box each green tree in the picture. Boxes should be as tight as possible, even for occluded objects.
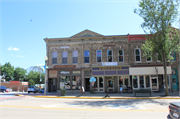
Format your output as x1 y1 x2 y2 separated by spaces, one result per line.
26 71 40 84
28 79 35 86
134 0 180 96
27 66 44 84
14 67 27 81
0 62 14 81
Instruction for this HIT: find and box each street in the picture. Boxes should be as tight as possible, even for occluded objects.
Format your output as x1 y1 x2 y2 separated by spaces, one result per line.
0 93 175 119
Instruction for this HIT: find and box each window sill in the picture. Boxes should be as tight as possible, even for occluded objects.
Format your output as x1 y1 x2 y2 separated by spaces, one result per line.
135 61 141 63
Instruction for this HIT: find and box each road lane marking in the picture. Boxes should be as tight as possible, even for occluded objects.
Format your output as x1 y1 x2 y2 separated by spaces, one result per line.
0 105 168 112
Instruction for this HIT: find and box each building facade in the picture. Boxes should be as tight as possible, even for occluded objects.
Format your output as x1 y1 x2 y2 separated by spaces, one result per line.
44 29 179 93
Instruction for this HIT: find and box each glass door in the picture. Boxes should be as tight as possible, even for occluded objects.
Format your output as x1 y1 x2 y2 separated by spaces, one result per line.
107 78 114 92
151 77 159 91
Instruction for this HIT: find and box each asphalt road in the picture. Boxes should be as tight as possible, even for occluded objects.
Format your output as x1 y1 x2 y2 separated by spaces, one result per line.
0 93 176 119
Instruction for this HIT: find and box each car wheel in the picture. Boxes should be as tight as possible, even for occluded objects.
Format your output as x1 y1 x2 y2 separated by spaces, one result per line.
28 91 30 93
3 90 5 93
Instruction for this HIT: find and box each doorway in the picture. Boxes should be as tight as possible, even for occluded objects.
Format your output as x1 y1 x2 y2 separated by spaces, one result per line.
85 78 90 91
107 77 114 92
151 77 159 91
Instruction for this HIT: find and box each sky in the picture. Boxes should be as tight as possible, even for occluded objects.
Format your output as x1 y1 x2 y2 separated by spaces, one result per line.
1 0 180 70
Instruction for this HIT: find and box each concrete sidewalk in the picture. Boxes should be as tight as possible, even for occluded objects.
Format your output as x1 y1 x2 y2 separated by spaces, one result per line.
15 91 180 99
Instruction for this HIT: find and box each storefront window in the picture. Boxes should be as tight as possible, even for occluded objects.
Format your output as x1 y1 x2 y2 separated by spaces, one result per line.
60 76 70 89
72 76 81 89
94 77 97 88
133 76 138 88
124 77 128 87
146 76 150 88
140 76 144 88
119 76 123 87
99 77 103 88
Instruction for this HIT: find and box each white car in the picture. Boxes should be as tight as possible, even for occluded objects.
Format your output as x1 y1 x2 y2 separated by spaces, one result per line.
27 86 38 93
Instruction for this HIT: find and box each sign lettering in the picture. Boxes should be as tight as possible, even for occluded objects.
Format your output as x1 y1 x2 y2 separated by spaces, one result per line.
72 71 81 74
54 65 76 68
98 66 121 70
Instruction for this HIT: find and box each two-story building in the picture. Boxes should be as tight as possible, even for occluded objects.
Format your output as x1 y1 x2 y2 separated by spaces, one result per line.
44 29 179 93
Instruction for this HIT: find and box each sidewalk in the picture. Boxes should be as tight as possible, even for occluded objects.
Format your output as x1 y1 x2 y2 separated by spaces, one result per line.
15 91 180 99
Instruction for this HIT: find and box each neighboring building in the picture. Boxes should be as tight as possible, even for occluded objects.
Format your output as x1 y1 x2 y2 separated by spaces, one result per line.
44 29 179 93
1 81 28 92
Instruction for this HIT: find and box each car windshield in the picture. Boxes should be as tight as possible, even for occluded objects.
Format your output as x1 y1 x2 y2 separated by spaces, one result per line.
28 86 34 88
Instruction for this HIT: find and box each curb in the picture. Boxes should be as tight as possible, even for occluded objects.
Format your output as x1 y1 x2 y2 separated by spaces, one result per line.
14 94 24 96
15 94 180 99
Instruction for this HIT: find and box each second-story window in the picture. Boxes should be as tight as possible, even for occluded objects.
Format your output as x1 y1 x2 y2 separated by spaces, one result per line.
62 51 67 64
134 49 141 62
146 51 152 62
170 51 176 61
96 50 102 62
118 49 123 62
84 50 89 63
107 50 113 62
52 51 57 64
73 51 78 63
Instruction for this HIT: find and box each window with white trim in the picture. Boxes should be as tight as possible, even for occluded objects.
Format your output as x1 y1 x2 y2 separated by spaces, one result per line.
134 49 141 62
73 51 78 63
52 51 57 64
118 49 124 62
156 53 162 62
96 50 102 62
107 50 113 62
146 51 152 62
62 51 67 64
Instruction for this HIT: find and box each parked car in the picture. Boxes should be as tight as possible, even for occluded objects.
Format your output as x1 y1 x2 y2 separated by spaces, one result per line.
167 102 180 119
0 86 7 93
6 88 9 92
40 88 44 93
27 86 38 93
6 88 13 92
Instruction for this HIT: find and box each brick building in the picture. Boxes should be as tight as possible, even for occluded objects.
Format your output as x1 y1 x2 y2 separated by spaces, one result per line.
44 29 179 93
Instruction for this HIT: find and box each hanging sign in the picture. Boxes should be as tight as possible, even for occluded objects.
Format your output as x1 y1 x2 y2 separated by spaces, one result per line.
60 71 70 74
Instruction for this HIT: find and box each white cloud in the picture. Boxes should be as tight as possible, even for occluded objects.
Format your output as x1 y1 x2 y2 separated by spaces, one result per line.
7 46 20 51
30 51 33 52
16 55 24 57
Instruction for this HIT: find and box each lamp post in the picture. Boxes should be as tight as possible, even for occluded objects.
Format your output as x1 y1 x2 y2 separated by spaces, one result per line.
44 56 48 96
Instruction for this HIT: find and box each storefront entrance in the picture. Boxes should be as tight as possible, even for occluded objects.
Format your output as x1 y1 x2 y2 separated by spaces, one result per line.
107 77 114 92
172 69 178 91
151 77 159 91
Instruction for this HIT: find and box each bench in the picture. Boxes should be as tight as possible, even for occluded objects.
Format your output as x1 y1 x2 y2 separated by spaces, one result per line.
134 89 151 96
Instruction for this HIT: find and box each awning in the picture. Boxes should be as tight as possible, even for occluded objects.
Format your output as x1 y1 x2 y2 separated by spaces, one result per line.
129 66 171 75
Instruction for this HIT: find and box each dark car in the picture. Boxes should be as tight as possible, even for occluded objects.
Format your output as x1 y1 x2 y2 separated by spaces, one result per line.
0 86 7 93
167 102 180 119
40 88 44 93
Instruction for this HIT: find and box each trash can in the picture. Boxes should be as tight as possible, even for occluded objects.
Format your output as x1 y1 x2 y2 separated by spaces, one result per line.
61 89 66 96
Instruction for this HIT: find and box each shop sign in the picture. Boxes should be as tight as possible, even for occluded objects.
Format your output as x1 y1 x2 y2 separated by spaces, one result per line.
102 62 117 66
49 70 57 78
60 71 70 74
54 65 76 69
99 66 121 70
72 71 81 74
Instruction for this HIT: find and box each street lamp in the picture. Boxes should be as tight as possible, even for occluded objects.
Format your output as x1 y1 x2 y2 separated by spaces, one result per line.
44 56 48 95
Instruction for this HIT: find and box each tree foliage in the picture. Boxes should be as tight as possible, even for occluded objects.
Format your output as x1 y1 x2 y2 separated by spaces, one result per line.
134 0 180 96
14 67 27 81
26 66 45 84
0 62 14 81
28 79 35 86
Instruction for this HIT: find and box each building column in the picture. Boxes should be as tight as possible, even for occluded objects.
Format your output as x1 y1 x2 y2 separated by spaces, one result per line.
82 69 84 86
57 70 60 90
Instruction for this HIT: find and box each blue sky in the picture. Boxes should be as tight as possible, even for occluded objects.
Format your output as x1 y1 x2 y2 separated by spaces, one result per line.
1 0 179 70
